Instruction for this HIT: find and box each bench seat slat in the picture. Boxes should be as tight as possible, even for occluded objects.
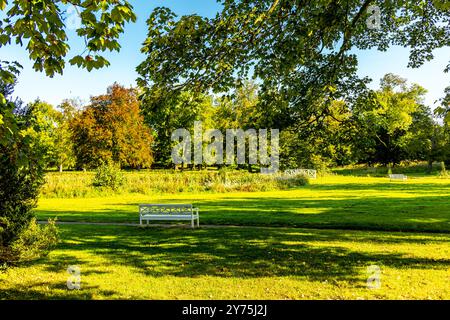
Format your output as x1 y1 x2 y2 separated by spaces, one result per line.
141 215 194 220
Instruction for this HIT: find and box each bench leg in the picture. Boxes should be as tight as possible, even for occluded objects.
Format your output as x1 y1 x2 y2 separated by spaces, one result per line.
140 216 142 225
191 218 194 229
147 220 149 225
197 215 200 227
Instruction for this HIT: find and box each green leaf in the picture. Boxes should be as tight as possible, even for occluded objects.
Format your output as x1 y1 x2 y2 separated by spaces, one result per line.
0 93 6 105
69 55 84 67
110 7 121 23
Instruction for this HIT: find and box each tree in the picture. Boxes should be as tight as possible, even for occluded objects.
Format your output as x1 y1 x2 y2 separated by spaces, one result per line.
280 99 357 170
0 1 137 264
435 86 450 165
140 88 213 167
54 100 77 172
211 80 262 171
137 1 450 133
19 100 61 163
403 105 445 171
436 86 450 126
354 74 428 165
71 83 154 169
1 71 57 263
213 80 260 132
10 99 77 172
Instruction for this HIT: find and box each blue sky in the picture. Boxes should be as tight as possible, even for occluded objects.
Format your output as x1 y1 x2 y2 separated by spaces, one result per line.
1 0 449 109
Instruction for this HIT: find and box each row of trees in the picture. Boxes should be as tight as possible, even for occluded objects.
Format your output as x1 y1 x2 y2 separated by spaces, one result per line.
11 75 450 172
144 74 450 171
16 84 154 171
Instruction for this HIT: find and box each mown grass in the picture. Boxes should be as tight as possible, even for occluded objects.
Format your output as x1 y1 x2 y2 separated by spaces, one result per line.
1 225 449 299
36 176 450 233
4 171 449 300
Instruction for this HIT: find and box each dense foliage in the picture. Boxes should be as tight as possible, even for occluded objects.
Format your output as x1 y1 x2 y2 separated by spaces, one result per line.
137 0 450 127
42 169 309 198
0 0 136 265
71 84 154 169
0 0 136 79
92 161 124 190
0 69 58 264
137 0 450 169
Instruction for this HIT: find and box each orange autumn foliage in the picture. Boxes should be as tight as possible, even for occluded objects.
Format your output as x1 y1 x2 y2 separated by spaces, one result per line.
71 83 154 169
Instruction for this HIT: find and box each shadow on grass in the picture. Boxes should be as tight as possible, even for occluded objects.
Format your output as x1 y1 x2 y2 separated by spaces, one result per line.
0 282 116 300
2 224 450 299
67 227 450 281
54 226 450 278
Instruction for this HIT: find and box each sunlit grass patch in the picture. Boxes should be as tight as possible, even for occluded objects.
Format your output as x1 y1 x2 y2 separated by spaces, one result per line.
36 175 450 233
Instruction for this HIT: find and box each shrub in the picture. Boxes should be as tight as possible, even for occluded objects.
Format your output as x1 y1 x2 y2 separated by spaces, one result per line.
439 161 448 178
290 173 310 186
10 218 59 263
92 162 124 190
387 165 393 176
1 218 59 264
1 75 58 265
276 173 310 188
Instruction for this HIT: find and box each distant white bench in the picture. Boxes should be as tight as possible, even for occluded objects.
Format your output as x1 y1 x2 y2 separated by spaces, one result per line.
285 169 317 179
389 174 407 181
139 204 199 228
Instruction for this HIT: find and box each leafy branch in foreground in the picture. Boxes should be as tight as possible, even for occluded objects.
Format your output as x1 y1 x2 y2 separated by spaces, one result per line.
137 0 450 129
0 0 136 77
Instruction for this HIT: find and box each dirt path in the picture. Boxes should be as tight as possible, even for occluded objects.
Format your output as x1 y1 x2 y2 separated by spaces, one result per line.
37 220 275 229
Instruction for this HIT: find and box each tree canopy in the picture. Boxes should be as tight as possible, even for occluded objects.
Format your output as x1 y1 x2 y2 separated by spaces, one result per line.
71 83 154 169
137 0 450 129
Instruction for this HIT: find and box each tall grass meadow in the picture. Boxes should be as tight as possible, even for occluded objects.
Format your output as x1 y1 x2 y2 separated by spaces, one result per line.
41 170 309 198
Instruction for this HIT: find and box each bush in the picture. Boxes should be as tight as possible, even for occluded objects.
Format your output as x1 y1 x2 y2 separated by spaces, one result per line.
92 162 124 190
10 218 58 262
1 86 53 264
0 218 59 264
439 161 448 178
276 173 310 188
289 173 310 186
1 67 60 266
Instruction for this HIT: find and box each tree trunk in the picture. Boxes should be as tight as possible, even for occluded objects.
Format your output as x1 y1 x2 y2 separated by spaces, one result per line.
427 159 433 173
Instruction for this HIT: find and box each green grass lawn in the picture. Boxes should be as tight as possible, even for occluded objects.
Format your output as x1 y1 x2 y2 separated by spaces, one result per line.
1 225 449 299
2 174 449 300
36 176 450 233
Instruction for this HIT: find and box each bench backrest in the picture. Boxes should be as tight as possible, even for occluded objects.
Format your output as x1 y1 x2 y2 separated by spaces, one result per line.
139 204 193 215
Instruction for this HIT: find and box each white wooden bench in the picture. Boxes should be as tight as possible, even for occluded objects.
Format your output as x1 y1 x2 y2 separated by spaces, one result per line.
389 174 407 181
284 169 317 179
139 204 199 228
